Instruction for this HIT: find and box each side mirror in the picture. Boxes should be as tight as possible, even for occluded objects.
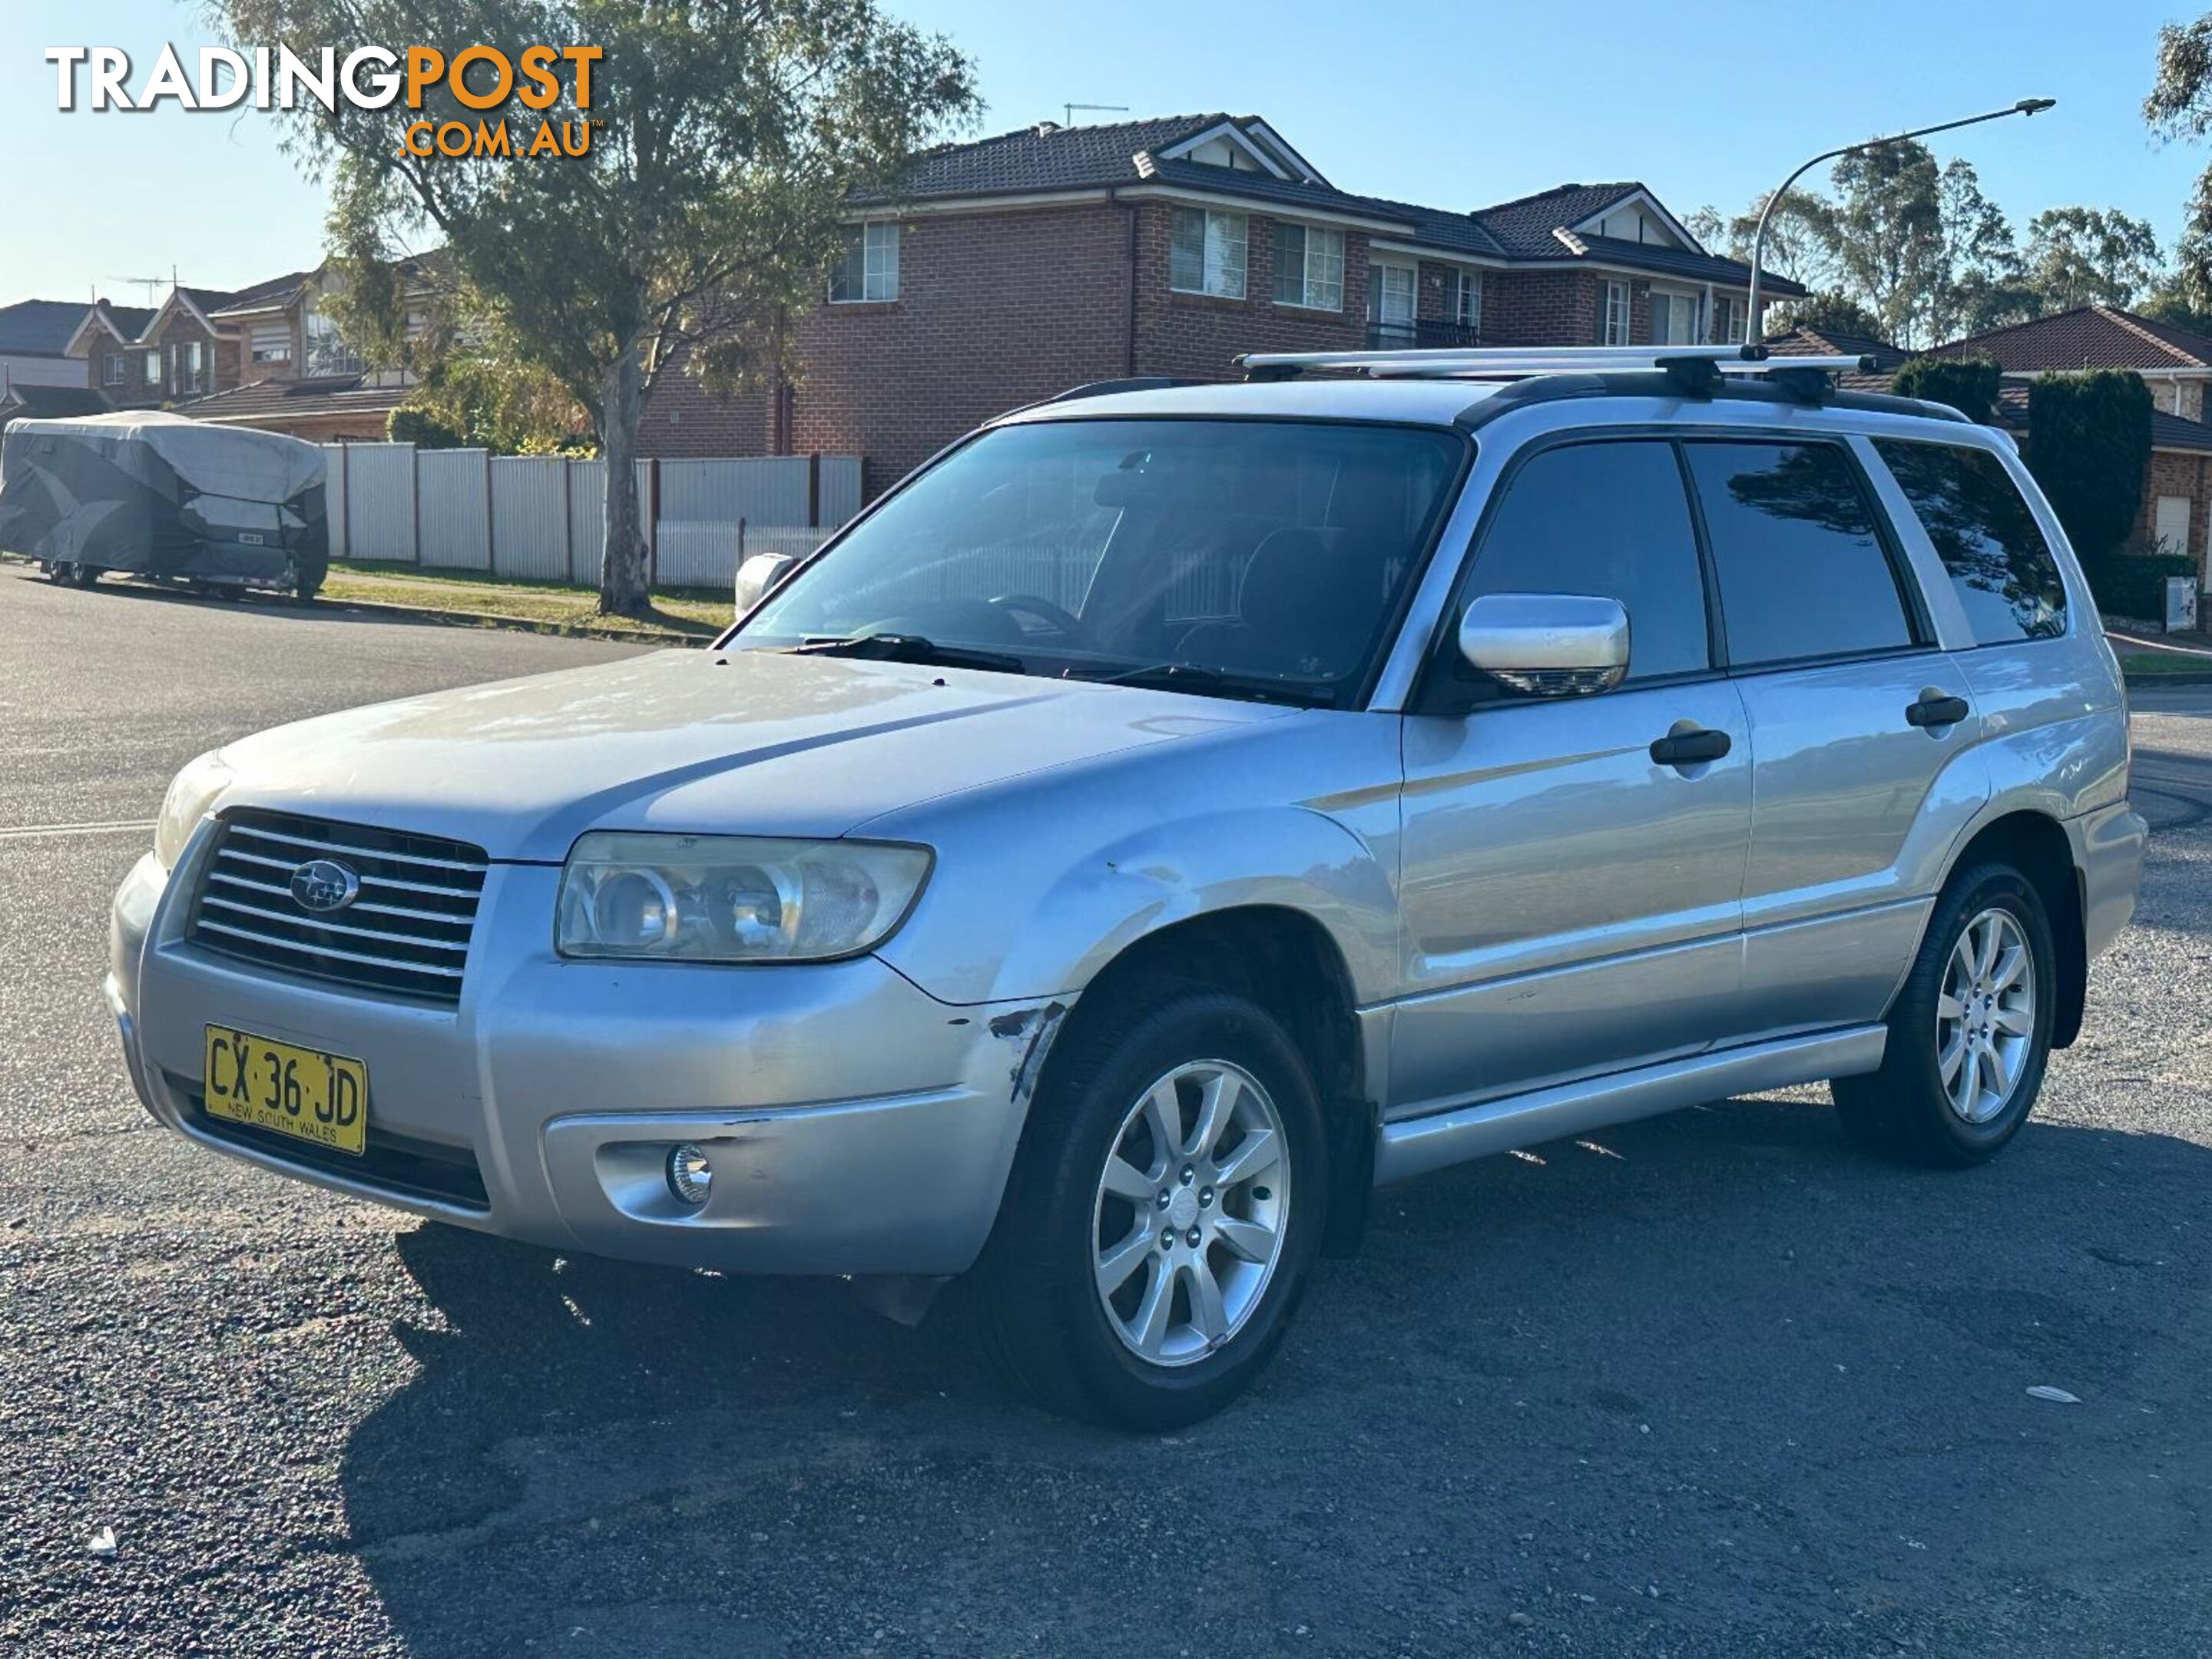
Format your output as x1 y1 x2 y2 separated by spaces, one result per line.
1456 592 1630 697
733 551 797 618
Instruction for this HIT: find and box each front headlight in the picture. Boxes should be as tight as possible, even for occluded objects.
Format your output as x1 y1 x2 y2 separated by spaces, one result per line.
556 833 933 963
154 750 233 869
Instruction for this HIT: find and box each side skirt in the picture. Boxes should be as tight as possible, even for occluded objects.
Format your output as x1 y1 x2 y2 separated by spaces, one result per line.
1372 1025 1887 1187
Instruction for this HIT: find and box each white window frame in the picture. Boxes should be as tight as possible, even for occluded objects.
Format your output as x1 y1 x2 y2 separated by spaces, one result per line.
1271 222 1344 310
1717 296 1747 344
1169 207 1249 300
142 349 161 386
102 352 125 387
1601 280 1631 346
829 221 901 304
1452 270 1482 333
1647 288 1700 346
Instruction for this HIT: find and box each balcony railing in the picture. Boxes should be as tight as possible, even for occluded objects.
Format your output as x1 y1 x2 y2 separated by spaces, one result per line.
1366 320 1482 351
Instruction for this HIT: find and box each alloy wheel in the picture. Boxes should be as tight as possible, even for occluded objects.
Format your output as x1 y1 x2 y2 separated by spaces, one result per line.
1091 1059 1290 1367
1937 906 2036 1124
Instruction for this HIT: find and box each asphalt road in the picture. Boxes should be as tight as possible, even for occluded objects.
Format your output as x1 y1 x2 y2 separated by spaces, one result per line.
2 566 2209 1658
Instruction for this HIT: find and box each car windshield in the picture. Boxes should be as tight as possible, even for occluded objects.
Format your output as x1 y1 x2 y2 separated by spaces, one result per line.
736 417 1466 707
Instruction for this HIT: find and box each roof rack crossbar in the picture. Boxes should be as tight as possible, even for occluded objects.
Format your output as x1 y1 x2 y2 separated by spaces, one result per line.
1238 345 1875 382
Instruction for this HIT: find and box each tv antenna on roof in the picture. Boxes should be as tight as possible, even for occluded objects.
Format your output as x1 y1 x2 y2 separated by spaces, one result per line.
108 267 174 308
1064 102 1128 127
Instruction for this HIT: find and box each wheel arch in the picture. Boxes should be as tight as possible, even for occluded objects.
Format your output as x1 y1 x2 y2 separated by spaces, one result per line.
1942 808 2086 1048
1032 904 1376 1256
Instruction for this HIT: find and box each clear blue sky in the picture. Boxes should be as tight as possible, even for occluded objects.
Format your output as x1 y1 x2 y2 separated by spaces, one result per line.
4 0 2207 306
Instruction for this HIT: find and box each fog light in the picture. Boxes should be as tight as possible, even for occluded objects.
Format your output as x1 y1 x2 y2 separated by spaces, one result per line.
666 1143 712 1207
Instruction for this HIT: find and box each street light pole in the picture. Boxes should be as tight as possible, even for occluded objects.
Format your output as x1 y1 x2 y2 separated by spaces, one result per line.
1745 97 2055 348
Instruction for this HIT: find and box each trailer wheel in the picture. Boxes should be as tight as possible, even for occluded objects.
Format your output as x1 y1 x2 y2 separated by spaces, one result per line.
47 561 73 584
68 563 100 588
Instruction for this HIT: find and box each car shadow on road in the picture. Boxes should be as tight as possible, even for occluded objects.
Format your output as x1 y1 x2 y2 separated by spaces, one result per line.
333 1091 2212 1657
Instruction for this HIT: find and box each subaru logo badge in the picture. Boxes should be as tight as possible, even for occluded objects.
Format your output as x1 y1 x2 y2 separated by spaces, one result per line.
290 858 362 914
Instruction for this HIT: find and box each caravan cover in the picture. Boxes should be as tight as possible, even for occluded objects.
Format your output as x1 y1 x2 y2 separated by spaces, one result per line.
0 412 327 586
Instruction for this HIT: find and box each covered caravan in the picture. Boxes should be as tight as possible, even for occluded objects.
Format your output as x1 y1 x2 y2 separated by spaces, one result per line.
0 412 328 595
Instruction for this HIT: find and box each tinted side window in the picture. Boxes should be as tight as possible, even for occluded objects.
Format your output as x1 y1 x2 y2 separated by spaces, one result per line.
1465 440 1710 682
1684 441 1915 667
1873 440 2067 644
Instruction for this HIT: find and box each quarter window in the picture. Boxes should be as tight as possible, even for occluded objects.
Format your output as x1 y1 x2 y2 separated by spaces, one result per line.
1465 440 1711 684
1875 440 2067 644
830 222 900 303
1683 441 1916 667
1169 207 1248 299
1271 223 1344 310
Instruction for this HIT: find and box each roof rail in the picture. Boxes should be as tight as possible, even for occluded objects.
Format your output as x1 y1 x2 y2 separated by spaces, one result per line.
1238 344 1876 382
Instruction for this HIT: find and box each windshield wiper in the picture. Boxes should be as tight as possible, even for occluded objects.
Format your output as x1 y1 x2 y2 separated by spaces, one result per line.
781 633 1028 675
1071 661 1333 707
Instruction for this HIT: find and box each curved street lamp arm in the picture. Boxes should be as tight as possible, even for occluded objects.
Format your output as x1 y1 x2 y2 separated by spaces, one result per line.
1744 98 2055 349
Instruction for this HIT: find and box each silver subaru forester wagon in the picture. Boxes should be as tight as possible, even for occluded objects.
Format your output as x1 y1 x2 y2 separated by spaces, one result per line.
111 346 2147 1426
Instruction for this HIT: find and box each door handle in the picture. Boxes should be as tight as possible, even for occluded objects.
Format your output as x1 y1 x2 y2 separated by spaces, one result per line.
1649 727 1732 767
1906 693 1970 729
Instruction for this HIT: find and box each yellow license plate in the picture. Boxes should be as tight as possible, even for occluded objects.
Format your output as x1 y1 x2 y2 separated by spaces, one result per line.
202 1026 369 1156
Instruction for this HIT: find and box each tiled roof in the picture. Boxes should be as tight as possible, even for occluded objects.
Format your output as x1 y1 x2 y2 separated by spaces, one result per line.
172 374 406 423
1558 233 1806 297
0 384 111 420
862 117 1787 290
101 304 156 339
1473 182 1641 256
1763 324 1911 369
0 299 93 357
210 270 318 316
1929 305 2212 371
873 114 1230 199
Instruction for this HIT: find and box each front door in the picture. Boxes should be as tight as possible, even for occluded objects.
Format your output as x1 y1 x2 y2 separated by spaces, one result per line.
1392 437 1753 1118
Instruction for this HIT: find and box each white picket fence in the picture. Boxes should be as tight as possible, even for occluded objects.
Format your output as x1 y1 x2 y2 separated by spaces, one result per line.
322 444 857 587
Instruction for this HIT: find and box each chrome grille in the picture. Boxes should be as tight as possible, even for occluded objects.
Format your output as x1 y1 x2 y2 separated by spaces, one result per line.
189 809 488 1004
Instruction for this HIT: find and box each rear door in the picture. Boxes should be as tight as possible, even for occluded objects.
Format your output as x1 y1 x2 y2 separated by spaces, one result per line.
1680 437 1982 1043
1392 437 1753 1116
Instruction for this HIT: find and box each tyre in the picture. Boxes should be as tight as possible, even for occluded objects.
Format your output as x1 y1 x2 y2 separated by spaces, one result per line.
47 561 72 584
69 563 101 588
1833 860 2056 1168
970 987 1327 1429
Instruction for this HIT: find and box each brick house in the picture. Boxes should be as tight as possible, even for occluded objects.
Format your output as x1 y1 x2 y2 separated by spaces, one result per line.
1916 305 2212 580
55 268 415 442
642 112 1803 496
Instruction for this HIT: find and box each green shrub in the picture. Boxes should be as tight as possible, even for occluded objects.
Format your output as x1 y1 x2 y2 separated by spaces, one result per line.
1892 356 2002 422
2079 549 2197 619
386 406 467 449
2025 370 2153 561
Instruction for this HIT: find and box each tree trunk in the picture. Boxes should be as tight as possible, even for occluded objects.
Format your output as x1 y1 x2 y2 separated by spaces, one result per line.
597 343 651 618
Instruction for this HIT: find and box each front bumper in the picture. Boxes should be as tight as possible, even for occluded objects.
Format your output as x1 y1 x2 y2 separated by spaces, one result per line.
109 834 1057 1276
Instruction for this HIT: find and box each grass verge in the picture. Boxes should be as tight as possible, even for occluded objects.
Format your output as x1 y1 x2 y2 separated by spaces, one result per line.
322 561 729 641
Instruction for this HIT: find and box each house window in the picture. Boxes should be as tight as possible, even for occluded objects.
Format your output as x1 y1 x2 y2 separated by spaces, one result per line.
1649 290 1699 346
1367 262 1417 346
1714 296 1747 345
303 308 365 376
1601 280 1631 346
829 222 901 303
1270 223 1344 310
1168 207 1248 299
249 323 293 366
177 339 208 394
143 349 161 386
102 353 125 387
1452 271 1482 333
